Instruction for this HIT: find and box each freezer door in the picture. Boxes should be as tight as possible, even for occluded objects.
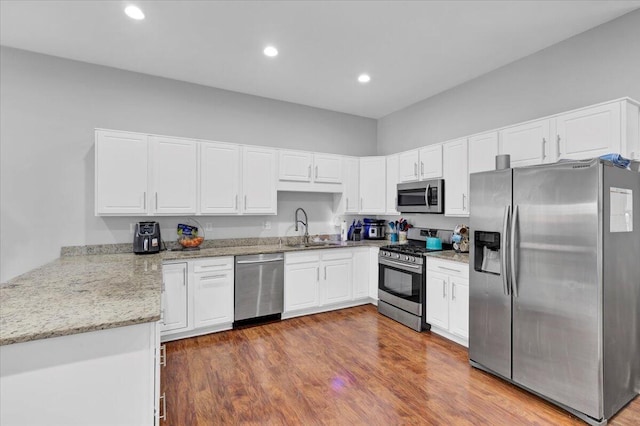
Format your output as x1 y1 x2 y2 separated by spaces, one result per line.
512 160 602 419
469 169 512 379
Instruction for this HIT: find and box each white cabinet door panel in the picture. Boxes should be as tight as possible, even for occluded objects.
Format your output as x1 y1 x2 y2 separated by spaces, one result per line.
419 144 443 179
426 271 449 330
557 103 621 160
469 132 499 174
285 263 320 312
343 157 360 213
385 155 400 215
314 154 342 183
95 130 149 215
443 138 469 216
352 249 370 300
161 263 188 332
399 150 420 183
193 271 234 328
359 157 386 213
150 136 197 215
322 259 352 305
499 119 551 167
242 146 277 214
449 277 469 340
279 150 313 182
200 142 240 214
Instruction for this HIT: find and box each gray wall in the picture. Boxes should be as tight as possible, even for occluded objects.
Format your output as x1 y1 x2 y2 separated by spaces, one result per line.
377 9 640 155
0 47 376 282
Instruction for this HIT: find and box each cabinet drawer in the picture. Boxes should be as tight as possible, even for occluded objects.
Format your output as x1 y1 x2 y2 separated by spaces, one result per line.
427 258 468 278
192 257 233 273
285 251 321 265
321 249 353 261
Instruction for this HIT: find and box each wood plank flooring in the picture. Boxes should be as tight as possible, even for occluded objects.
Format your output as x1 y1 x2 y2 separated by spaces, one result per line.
162 305 639 425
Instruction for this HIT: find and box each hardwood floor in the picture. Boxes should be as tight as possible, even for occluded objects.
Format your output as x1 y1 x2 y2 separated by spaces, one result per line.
162 305 639 425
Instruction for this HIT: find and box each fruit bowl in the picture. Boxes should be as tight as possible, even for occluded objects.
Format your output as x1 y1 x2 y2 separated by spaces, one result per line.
178 236 204 249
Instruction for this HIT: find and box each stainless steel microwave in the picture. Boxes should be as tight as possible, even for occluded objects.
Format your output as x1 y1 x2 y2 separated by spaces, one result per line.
396 179 444 213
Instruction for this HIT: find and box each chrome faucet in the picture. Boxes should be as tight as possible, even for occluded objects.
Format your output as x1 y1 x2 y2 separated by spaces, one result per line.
294 207 309 244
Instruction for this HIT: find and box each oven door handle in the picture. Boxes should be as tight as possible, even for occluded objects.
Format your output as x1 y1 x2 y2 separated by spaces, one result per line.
379 257 423 272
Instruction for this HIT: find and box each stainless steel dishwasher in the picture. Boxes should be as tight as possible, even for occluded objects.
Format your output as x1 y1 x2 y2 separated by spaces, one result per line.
234 253 284 326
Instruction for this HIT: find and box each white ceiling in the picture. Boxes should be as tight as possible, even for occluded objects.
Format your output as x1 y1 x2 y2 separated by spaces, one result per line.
1 1 639 118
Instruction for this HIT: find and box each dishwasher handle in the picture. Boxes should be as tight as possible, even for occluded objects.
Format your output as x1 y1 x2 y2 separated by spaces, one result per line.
236 254 284 264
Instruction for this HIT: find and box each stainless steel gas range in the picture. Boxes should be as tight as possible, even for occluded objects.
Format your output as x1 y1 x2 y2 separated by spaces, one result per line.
377 228 451 331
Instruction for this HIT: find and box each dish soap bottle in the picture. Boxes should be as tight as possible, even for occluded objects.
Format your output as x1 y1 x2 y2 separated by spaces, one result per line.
340 220 348 242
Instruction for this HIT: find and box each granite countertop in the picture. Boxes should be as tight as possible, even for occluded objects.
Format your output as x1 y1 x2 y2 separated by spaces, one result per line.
0 239 388 346
425 250 469 264
0 253 163 346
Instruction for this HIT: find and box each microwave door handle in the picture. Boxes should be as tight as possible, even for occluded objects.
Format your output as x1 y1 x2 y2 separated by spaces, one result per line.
425 184 431 206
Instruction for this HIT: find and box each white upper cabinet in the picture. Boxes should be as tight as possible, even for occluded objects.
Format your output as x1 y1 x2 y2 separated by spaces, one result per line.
499 119 552 167
149 136 198 215
556 102 622 160
242 146 278 215
469 131 499 174
95 130 149 216
385 154 400 215
398 150 420 183
279 150 313 182
342 156 360 214
313 153 342 183
359 156 386 214
419 144 443 179
199 142 241 215
443 138 469 217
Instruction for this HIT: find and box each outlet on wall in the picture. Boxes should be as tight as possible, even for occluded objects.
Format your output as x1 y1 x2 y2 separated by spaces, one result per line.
263 221 271 230
205 223 214 232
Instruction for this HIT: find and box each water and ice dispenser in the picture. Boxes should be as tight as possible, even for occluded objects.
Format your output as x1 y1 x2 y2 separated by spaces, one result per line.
474 231 501 275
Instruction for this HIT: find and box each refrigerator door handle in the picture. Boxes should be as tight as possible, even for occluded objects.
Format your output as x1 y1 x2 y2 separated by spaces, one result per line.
501 205 511 296
510 204 519 297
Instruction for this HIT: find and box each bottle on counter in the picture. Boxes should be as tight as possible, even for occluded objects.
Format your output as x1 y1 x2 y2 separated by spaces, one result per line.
340 220 348 242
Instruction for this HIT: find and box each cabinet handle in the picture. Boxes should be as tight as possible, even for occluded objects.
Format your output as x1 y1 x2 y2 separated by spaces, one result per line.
308 165 311 178
200 274 226 280
346 198 349 210
556 134 561 157
317 267 319 282
462 193 466 210
244 195 247 210
421 161 424 176
437 265 462 273
442 281 446 298
452 283 456 300
160 344 167 367
160 308 165 324
155 192 158 210
198 264 228 269
159 392 167 421
541 137 546 160
414 163 418 177
360 197 363 211
235 194 238 210
143 192 147 210
324 266 327 280
183 268 187 286
315 165 318 179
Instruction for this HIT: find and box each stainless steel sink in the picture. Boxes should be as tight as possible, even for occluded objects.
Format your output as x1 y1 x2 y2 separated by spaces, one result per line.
286 241 343 248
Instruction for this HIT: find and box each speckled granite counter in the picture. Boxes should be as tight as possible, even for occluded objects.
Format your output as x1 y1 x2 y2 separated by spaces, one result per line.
425 250 469 264
0 253 163 346
1 239 388 346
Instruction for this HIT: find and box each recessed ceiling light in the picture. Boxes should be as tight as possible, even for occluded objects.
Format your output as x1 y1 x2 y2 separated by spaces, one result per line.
358 74 371 84
125 5 145 20
263 46 278 57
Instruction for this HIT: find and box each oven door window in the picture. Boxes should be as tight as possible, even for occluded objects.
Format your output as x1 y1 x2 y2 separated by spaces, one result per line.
378 264 421 303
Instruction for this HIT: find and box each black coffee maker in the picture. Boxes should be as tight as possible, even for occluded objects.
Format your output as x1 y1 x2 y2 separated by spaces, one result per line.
133 221 162 254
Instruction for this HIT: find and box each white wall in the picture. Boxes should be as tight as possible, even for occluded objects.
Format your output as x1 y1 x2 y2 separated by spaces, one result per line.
377 9 640 155
0 47 376 282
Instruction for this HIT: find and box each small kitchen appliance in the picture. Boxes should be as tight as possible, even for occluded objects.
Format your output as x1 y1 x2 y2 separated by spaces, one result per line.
133 221 161 254
396 179 444 214
363 218 386 240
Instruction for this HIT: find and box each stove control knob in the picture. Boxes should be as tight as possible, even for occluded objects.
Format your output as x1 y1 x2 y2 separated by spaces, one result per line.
408 256 415 262
394 253 400 259
403 255 409 261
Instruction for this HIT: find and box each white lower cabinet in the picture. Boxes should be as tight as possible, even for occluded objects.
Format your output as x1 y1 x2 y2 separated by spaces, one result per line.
284 248 374 317
426 258 469 347
0 322 159 426
161 257 234 341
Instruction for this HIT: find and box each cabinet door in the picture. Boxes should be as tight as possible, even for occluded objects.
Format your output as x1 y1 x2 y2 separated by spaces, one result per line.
343 157 360 213
242 146 277 214
499 119 551 167
419 144 443 179
443 138 469 216
279 150 313 182
313 153 342 184
150 136 197 215
449 277 469 340
193 271 234 328
285 262 320 312
352 248 370 300
200 142 240 214
95 130 149 215
161 263 188 333
469 132 499 174
426 271 449 330
322 258 353 305
556 102 621 160
385 155 400 215
398 150 420 183
359 157 386 213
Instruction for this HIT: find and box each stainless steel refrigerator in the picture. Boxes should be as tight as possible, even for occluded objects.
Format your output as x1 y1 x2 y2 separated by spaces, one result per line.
469 158 639 425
